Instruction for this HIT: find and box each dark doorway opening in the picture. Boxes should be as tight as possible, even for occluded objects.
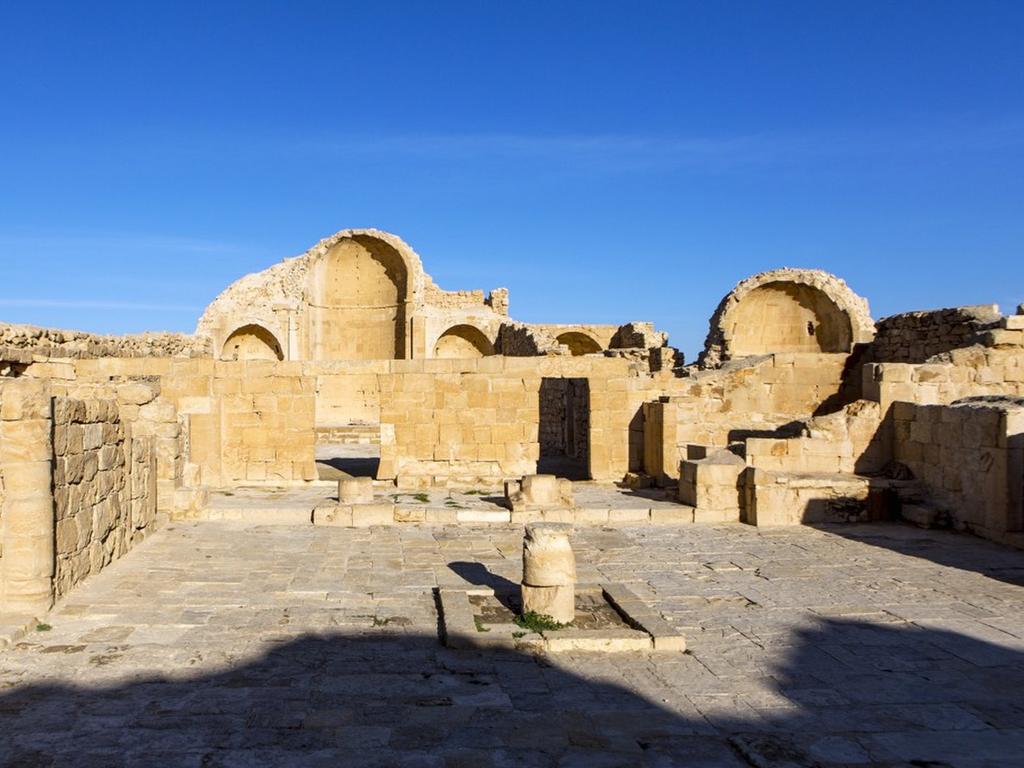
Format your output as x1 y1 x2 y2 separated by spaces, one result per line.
538 378 590 480
314 426 381 480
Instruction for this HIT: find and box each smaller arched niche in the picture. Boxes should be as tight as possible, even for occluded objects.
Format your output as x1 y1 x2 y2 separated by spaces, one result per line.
728 282 852 356
699 268 874 366
556 331 602 356
433 325 495 358
221 324 284 361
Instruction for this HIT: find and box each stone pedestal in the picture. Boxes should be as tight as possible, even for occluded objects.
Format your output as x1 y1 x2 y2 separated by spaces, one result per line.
507 474 575 523
521 523 576 624
678 449 745 523
338 477 374 504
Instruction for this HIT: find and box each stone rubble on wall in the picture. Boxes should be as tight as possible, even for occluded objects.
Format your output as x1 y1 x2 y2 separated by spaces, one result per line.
0 322 208 360
870 305 1003 364
610 322 668 350
423 277 509 315
495 322 567 356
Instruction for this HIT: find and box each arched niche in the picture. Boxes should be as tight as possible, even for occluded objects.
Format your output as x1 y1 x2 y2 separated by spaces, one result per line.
556 331 602 356
728 282 852 355
221 324 284 361
433 325 495 358
311 235 410 360
700 268 875 366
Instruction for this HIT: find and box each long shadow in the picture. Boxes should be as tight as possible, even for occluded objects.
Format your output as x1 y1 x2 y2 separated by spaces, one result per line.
316 456 381 480
448 561 520 611
812 522 1024 588
1 615 1024 765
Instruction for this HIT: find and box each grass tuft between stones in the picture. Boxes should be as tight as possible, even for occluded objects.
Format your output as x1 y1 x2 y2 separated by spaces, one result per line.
35 623 52 632
514 611 569 633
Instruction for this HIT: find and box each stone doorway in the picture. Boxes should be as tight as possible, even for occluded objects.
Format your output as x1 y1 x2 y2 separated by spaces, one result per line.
315 425 381 481
538 378 590 480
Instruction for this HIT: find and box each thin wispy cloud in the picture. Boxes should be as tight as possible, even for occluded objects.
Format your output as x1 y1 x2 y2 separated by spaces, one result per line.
0 299 201 312
287 118 1024 173
289 132 791 172
0 233 250 255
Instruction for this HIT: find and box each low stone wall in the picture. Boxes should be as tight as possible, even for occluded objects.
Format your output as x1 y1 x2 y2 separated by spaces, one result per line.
0 379 163 613
52 395 157 598
892 398 1024 542
0 322 209 360
870 305 1002 364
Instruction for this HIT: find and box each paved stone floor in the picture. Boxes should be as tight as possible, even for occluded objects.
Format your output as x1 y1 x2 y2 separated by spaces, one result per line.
2 521 1024 767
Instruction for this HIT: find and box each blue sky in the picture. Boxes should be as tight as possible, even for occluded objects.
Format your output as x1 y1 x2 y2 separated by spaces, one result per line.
1 1 1022 359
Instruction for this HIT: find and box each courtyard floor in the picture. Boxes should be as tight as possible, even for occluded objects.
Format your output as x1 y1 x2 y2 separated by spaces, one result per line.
1 521 1023 767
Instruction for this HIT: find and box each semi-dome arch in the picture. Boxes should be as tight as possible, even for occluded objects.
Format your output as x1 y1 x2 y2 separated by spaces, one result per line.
699 268 874 366
556 331 603 356
220 323 284 361
433 324 495 358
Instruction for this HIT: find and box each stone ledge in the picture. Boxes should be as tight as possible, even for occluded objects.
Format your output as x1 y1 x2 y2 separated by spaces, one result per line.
602 583 687 652
438 583 686 654
0 614 41 649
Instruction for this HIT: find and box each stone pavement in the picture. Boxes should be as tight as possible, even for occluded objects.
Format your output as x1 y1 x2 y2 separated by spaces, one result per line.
201 483 684 525
1 521 1023 767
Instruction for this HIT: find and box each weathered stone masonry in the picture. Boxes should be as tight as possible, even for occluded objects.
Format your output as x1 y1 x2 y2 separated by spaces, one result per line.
1 227 1022 613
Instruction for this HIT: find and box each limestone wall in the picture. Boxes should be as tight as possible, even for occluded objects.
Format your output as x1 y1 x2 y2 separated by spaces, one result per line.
0 378 164 613
181 362 317 487
868 345 1024 412
379 367 537 487
313 363 385 428
745 400 887 476
870 305 1002 364
893 399 1024 541
378 357 652 487
51 395 159 598
643 353 851 482
0 322 209 360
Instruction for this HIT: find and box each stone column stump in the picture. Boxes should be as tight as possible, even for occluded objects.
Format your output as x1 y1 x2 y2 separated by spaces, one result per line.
521 523 576 624
338 477 374 505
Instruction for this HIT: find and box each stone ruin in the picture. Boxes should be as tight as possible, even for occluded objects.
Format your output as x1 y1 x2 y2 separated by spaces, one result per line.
0 226 1023 619
438 522 687 653
521 523 576 624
